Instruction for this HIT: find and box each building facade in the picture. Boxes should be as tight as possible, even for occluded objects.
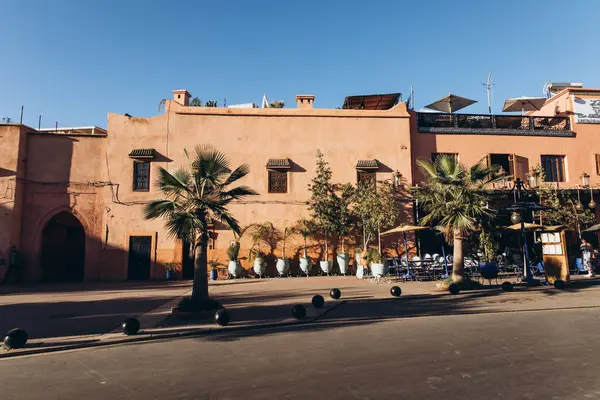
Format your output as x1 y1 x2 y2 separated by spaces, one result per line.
1 87 599 282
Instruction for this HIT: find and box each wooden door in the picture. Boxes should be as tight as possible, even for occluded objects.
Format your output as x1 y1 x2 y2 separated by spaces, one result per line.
509 154 529 182
127 236 152 280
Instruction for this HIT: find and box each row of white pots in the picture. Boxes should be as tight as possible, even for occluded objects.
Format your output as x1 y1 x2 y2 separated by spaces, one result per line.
226 253 353 278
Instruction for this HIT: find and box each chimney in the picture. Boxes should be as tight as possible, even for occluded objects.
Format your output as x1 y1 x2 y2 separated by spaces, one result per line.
173 89 191 106
296 94 315 109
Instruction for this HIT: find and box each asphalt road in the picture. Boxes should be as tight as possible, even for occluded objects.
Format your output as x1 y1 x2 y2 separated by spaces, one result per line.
2 305 600 400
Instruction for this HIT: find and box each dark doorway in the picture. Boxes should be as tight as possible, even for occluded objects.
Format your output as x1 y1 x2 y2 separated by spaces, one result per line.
181 239 194 280
41 211 86 282
128 236 152 280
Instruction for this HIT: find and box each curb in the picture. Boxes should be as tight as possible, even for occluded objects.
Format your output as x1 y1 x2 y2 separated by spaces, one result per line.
0 300 346 359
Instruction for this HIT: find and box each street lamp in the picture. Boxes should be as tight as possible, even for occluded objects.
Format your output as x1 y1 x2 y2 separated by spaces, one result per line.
393 170 402 188
581 172 590 188
503 171 550 286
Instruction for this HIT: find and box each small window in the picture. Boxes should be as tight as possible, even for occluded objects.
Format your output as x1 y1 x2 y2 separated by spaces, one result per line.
432 153 458 163
357 171 376 185
268 170 287 193
595 154 600 175
133 161 150 191
488 154 511 173
541 155 566 182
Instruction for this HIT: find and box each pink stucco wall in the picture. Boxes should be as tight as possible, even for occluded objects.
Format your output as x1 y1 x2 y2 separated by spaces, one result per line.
103 100 414 277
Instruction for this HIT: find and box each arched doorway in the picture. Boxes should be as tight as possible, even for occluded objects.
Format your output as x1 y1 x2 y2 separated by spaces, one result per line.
40 211 86 282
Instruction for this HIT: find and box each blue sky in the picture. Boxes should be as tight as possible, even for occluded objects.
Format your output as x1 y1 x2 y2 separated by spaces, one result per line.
1 0 599 128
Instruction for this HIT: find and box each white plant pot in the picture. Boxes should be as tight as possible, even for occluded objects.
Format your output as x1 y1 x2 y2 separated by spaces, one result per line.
337 253 349 275
228 260 242 278
253 258 266 276
276 259 290 276
371 263 386 278
299 257 312 275
320 260 331 274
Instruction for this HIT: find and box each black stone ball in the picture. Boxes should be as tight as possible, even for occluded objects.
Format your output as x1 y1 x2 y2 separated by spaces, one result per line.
330 288 341 300
501 281 514 292
292 304 307 319
3 328 28 349
448 283 460 295
390 286 402 297
554 279 566 290
214 309 230 326
312 295 325 309
121 318 140 336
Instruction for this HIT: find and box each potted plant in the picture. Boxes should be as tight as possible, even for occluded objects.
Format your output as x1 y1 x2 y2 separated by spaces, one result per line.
247 223 271 278
293 218 314 276
334 183 354 275
276 227 291 277
165 263 178 280
308 150 337 276
366 248 386 277
478 229 499 280
208 259 224 281
227 241 242 278
252 249 266 278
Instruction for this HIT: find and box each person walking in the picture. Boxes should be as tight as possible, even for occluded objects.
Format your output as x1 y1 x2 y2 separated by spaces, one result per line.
580 239 596 278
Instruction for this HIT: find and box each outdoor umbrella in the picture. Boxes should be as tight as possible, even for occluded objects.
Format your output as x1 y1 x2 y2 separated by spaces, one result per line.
583 224 600 233
425 94 477 114
381 224 431 276
502 96 546 115
506 222 545 231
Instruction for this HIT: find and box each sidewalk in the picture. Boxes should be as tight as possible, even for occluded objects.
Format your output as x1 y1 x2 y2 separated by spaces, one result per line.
2 275 600 357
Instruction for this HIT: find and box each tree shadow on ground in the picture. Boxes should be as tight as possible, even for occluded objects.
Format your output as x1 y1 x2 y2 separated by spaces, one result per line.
183 288 511 342
0 280 192 295
0 296 174 339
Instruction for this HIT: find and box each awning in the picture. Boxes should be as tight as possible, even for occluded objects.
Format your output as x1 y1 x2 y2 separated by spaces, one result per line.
355 160 379 170
128 149 156 159
342 93 401 110
266 158 291 169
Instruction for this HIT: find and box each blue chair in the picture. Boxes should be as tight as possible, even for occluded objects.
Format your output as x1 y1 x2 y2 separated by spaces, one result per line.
532 262 545 275
575 258 587 274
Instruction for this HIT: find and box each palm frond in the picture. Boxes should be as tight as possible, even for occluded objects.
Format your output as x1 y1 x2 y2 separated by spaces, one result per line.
221 185 258 200
416 158 438 178
224 164 251 186
156 167 192 197
143 200 179 220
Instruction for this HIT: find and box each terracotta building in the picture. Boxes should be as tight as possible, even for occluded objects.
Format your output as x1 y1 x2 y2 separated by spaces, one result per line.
1 86 599 282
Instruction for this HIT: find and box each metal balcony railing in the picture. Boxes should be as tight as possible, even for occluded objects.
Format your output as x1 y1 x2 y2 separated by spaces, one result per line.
417 113 572 136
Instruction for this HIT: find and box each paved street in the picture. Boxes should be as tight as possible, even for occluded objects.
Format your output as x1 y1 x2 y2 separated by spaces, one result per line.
2 295 600 399
0 281 191 340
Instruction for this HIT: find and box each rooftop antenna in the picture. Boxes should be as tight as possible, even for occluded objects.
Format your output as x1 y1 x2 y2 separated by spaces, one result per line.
482 71 493 114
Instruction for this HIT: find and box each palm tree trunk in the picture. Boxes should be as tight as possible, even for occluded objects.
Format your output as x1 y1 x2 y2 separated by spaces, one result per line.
191 234 210 304
452 229 465 283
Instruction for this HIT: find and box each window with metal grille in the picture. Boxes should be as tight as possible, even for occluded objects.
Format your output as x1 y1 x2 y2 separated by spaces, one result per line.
541 155 566 182
133 161 150 191
357 171 376 185
268 170 287 193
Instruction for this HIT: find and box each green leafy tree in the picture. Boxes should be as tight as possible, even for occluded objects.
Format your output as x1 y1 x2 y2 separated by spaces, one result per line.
204 100 218 107
332 183 355 254
190 97 203 107
414 155 502 282
352 180 380 249
270 100 285 108
308 150 338 261
143 145 256 307
352 180 400 254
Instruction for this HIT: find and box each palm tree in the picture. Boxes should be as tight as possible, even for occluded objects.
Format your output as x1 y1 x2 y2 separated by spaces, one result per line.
143 145 257 308
414 155 504 282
